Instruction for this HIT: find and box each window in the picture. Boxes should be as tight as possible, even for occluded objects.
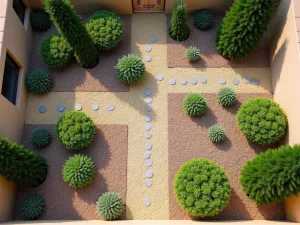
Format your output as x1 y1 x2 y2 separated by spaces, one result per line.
13 0 26 24
1 54 20 105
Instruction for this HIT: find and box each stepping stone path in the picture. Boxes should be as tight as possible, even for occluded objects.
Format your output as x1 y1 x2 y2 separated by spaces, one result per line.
145 159 153 167
145 56 152 62
145 89 152 96
243 77 251 84
92 104 99 111
145 143 152 150
145 97 152 104
145 179 152 187
144 151 151 159
145 46 152 52
75 104 82 111
145 105 152 112
157 74 164 81
57 105 65 112
190 78 197 85
219 78 226 84
169 78 176 85
150 36 157 43
233 78 240 85
145 123 152 131
180 78 187 85
252 78 260 85
107 104 115 111
145 170 153 178
145 115 152 122
143 197 151 207
200 76 207 84
145 132 152 139
39 105 46 113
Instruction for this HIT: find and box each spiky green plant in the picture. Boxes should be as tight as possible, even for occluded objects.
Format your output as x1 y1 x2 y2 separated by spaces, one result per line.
169 0 190 42
217 87 236 107
185 46 200 62
30 11 51 31
208 125 225 143
193 9 213 31
183 93 207 117
20 196 45 220
26 70 53 94
32 128 52 149
97 192 124 220
87 10 119 22
241 145 300 204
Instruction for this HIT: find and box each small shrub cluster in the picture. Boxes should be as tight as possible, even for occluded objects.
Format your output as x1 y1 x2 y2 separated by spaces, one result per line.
237 98 287 145
32 128 52 149
208 125 225 143
241 145 300 204
26 70 53 94
193 9 213 31
217 87 236 107
87 10 119 22
184 93 207 117
97 192 124 220
185 46 200 62
174 159 231 217
30 11 51 31
20 196 45 220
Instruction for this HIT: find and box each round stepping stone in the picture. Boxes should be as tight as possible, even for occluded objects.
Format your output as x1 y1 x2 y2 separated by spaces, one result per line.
200 76 207 84
243 77 251 84
107 104 115 111
157 74 164 81
74 104 82 111
57 105 65 112
143 197 151 207
150 36 157 43
145 56 152 62
145 132 152 139
145 97 152 104
145 89 152 96
145 170 153 178
145 159 153 167
169 78 176 85
145 143 152 150
145 46 152 52
145 179 152 187
233 78 240 85
39 105 46 113
145 123 152 131
145 115 152 122
144 151 151 159
180 78 187 85
252 78 260 85
145 105 152 112
190 78 197 85
92 104 99 111
219 78 226 84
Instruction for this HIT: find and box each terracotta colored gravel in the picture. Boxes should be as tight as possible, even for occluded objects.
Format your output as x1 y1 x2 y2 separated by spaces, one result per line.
168 93 285 220
167 16 270 68
28 16 131 92
15 125 128 220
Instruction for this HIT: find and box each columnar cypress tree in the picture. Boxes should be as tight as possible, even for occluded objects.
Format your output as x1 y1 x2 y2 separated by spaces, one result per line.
44 0 98 68
216 0 278 60
169 0 190 42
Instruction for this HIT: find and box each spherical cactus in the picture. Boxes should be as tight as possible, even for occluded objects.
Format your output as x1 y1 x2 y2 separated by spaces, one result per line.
30 11 51 31
62 154 96 188
26 70 53 95
217 87 237 107
185 46 200 62
194 9 213 31
115 54 146 84
20 196 45 220
97 192 124 220
32 128 52 149
208 125 225 143
184 93 207 117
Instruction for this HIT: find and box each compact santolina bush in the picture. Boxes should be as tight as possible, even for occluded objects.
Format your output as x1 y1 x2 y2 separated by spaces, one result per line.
217 87 236 107
26 70 53 94
30 11 51 31
56 111 96 150
184 93 207 117
20 196 45 220
32 128 52 148
174 159 231 217
241 145 300 204
208 125 225 143
97 192 124 220
115 54 146 84
237 98 287 145
185 46 200 62
62 154 96 188
0 138 48 187
193 9 213 31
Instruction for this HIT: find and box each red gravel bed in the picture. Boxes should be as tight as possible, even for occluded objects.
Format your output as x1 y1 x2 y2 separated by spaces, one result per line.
168 93 285 220
167 16 270 68
15 125 128 220
29 16 131 92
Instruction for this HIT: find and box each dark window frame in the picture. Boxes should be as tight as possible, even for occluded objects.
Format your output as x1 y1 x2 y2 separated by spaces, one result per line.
13 0 26 24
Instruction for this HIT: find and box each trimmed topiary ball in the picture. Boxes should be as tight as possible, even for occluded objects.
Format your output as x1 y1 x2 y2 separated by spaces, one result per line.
174 159 231 217
56 111 96 150
241 145 300 204
184 93 207 117
32 128 52 149
26 70 53 95
97 192 124 220
62 154 96 188
30 11 51 31
217 87 236 107
41 35 73 68
87 10 119 23
194 9 213 31
115 54 146 84
185 46 200 62
208 125 225 143
21 196 45 220
237 98 287 145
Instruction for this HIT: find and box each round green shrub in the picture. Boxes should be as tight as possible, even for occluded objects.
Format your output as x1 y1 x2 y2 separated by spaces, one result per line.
26 70 53 95
217 87 236 107
241 145 300 204
32 128 52 149
194 9 213 31
184 93 207 117
174 159 231 217
21 196 45 220
30 11 51 31
97 192 124 220
56 111 96 150
208 125 225 143
185 46 200 62
62 154 96 188
87 10 119 23
115 54 146 84
237 98 287 145
41 35 73 68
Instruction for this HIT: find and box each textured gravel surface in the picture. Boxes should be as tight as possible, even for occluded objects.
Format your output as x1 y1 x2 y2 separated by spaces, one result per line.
15 125 128 220
167 16 270 68
168 93 285 220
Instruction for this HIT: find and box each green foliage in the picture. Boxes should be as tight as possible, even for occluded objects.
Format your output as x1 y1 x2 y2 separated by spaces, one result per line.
185 46 200 62
44 0 98 68
184 93 207 117
21 196 45 220
30 11 51 31
97 192 124 220
26 70 53 94
169 0 190 42
193 9 213 31
217 87 236 107
87 10 119 23
32 128 52 149
237 98 287 145
174 159 231 217
0 138 48 187
41 35 73 68
62 154 96 188
56 111 96 150
216 0 278 60
115 54 146 84
208 125 225 143
241 145 300 204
